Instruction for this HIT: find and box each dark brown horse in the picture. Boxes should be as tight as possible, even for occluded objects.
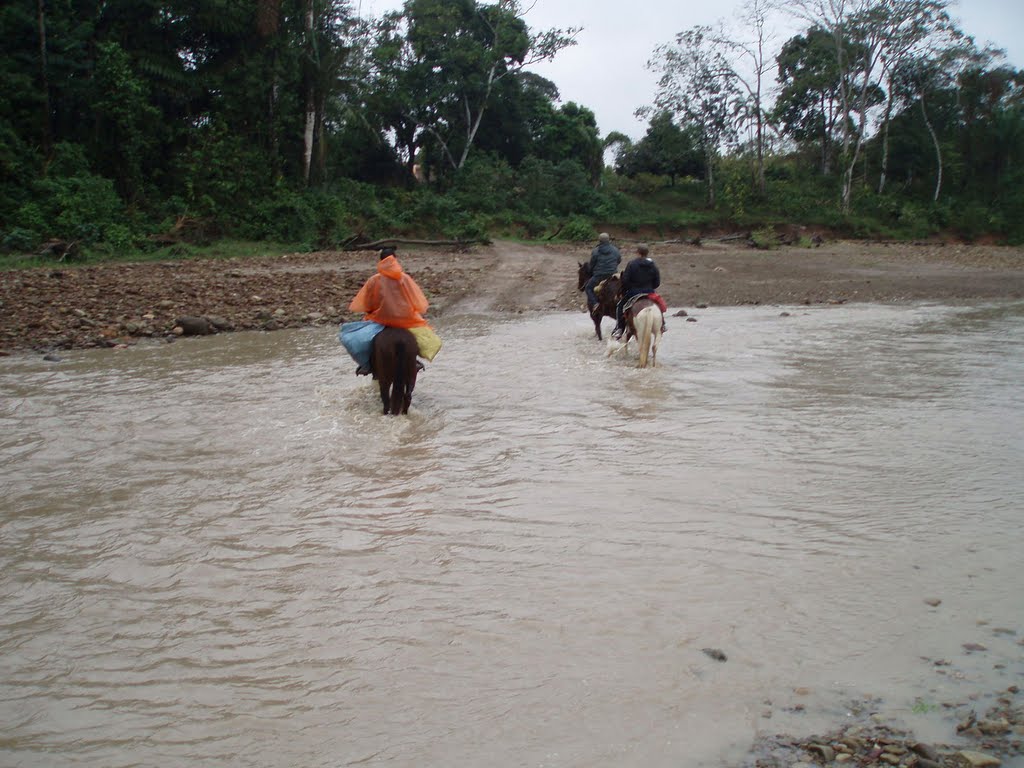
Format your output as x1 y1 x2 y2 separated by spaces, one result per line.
577 262 620 341
370 327 419 415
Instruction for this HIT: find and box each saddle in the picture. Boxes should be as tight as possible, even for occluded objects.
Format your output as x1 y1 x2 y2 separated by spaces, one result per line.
624 292 667 314
622 294 647 312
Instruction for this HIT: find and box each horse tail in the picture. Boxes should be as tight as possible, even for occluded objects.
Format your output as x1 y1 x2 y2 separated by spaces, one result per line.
391 338 407 415
636 306 655 368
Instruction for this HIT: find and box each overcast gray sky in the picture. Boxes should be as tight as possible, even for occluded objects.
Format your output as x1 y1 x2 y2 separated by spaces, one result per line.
358 0 1024 141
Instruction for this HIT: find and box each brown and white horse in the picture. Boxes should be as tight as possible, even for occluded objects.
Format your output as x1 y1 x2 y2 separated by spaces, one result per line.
607 296 663 368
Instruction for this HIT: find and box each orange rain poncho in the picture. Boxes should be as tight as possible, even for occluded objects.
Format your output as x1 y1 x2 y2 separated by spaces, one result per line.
348 255 430 329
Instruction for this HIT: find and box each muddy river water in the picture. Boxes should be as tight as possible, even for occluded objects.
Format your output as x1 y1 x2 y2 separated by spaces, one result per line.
1 301 1023 768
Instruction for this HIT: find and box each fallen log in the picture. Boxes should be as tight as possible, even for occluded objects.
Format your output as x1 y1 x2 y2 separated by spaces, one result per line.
39 240 82 261
653 237 702 246
346 237 488 251
709 233 750 243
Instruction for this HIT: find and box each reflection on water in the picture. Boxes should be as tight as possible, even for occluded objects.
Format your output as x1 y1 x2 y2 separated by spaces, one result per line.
2 301 1023 768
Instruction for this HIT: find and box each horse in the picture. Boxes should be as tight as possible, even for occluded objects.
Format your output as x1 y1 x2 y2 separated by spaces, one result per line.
607 295 663 368
369 327 419 415
577 262 620 340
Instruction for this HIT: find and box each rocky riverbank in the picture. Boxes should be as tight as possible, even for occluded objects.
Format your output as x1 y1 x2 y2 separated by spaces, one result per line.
2 238 1024 356
749 689 1022 767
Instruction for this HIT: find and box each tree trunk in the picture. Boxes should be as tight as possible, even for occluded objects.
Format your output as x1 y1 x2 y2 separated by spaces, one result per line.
257 0 282 176
456 62 499 169
301 0 315 185
819 93 830 176
256 0 281 37
753 20 766 196
706 148 716 207
314 93 327 183
841 164 853 213
841 91 871 215
303 90 315 185
754 97 765 196
37 0 52 155
832 31 852 168
921 95 942 202
878 85 894 195
269 75 280 177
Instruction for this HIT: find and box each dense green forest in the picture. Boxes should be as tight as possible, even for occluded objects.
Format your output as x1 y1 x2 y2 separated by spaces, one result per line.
2 0 1023 261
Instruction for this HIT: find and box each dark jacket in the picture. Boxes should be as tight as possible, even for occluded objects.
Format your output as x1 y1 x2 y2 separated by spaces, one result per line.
621 257 661 293
589 242 622 277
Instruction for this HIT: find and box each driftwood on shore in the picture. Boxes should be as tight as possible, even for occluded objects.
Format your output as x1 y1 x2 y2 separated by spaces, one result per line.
146 216 222 247
38 239 82 261
343 237 488 252
651 236 704 247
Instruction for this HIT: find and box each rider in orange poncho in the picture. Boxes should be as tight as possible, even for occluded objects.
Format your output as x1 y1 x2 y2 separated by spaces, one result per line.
348 246 430 375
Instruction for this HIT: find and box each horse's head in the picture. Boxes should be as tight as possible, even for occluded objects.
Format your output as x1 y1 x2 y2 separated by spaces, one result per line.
577 262 591 291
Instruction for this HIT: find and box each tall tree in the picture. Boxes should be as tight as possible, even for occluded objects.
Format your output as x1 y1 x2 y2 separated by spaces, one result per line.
532 101 604 183
645 25 741 205
872 2 958 194
887 48 963 200
774 26 848 175
300 0 355 185
953 61 1024 199
616 111 703 184
784 0 954 213
379 0 578 178
710 0 776 195
469 71 561 167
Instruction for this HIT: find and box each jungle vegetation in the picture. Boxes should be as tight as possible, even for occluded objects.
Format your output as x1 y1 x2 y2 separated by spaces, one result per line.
2 0 1023 262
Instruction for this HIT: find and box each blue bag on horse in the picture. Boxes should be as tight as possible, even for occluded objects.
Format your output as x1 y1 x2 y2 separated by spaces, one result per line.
338 321 386 368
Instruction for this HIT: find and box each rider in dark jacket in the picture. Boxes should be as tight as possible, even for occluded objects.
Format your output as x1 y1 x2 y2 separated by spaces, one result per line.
612 244 661 340
584 233 622 310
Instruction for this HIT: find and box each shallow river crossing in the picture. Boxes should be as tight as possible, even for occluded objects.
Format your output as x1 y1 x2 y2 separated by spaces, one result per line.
1 301 1023 767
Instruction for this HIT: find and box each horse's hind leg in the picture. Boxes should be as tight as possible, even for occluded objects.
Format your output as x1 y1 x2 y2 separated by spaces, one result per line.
591 309 603 340
378 380 391 414
389 376 405 415
402 371 417 414
636 310 652 368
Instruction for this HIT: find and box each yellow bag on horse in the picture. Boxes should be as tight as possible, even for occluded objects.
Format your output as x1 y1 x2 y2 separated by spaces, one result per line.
408 326 442 361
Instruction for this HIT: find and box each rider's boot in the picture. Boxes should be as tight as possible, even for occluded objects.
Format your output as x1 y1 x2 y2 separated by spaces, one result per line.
355 364 371 376
416 360 425 372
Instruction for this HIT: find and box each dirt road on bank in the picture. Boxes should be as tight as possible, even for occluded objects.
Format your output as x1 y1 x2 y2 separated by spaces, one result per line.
2 238 1023 354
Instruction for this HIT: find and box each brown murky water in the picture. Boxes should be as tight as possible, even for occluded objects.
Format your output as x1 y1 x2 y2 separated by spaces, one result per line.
2 301 1023 768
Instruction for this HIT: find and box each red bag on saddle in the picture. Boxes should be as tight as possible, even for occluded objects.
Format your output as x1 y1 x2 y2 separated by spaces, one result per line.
647 292 668 314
